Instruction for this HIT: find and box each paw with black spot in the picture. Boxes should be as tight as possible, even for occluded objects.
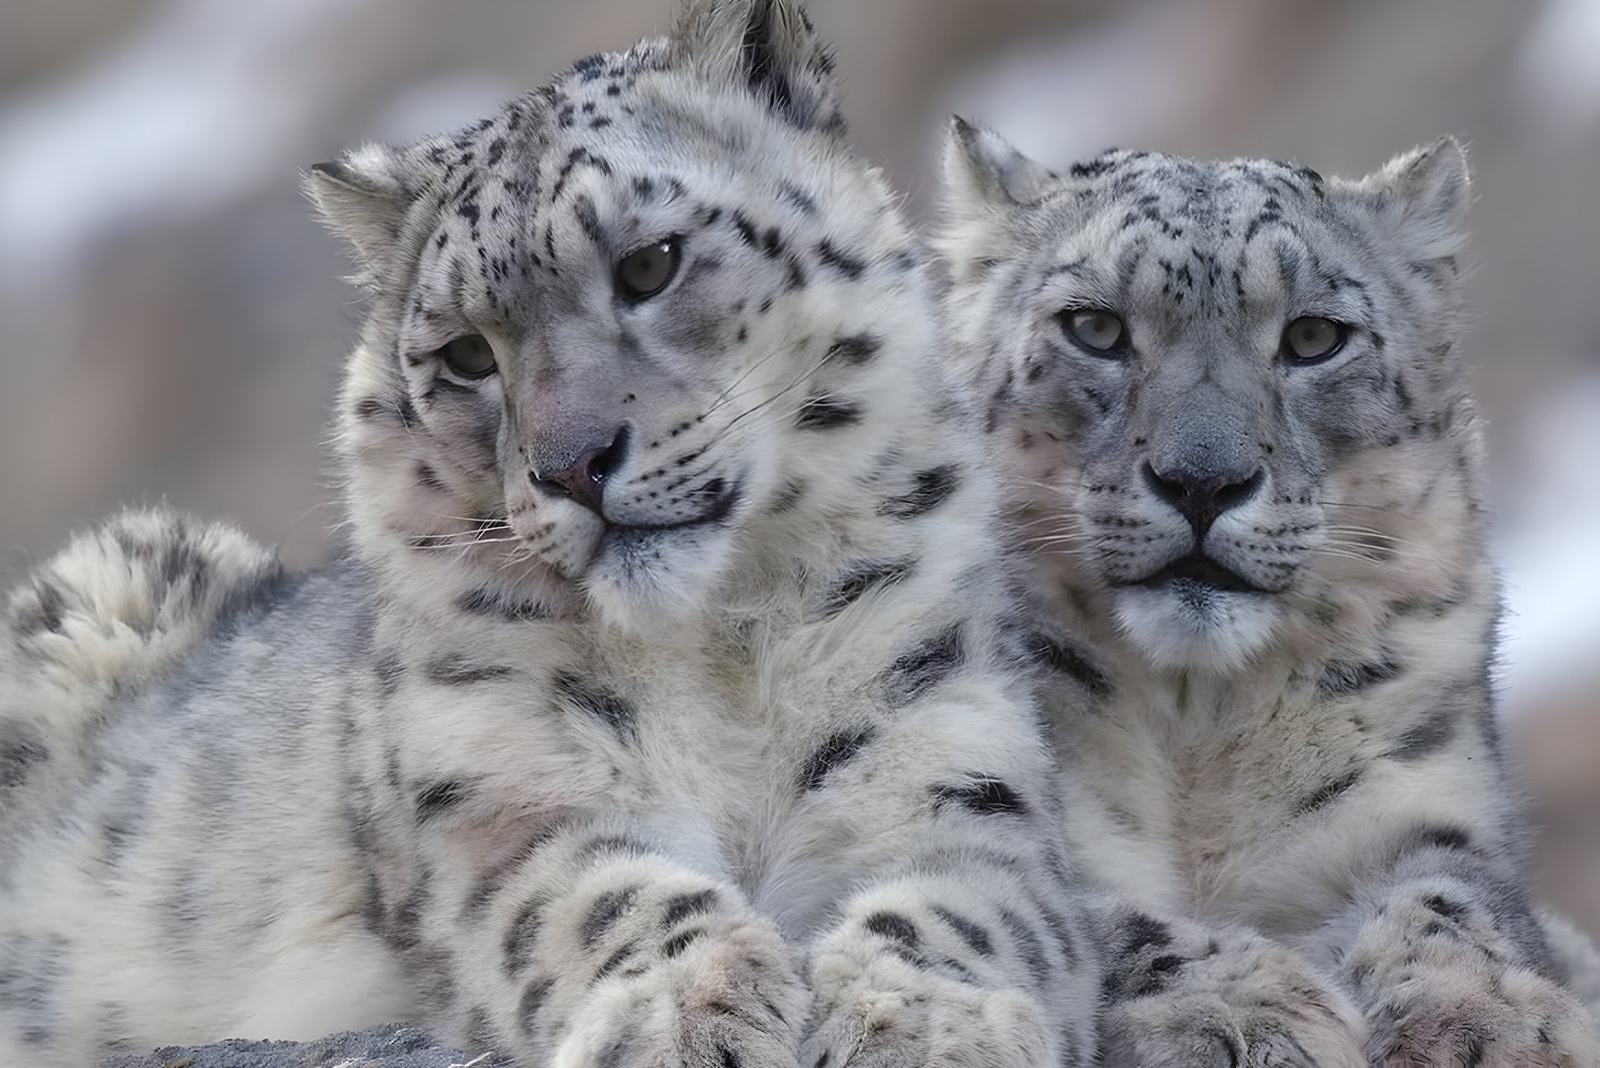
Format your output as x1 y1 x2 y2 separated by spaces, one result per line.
1099 923 1365 1068
552 919 805 1066
801 912 1058 1068
1344 892 1600 1068
537 889 806 1068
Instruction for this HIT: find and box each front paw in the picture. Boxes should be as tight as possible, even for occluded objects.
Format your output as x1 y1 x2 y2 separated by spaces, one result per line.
1344 893 1600 1066
803 925 1056 1068
551 907 806 1068
1353 953 1599 1067
553 920 806 1068
1101 924 1365 1068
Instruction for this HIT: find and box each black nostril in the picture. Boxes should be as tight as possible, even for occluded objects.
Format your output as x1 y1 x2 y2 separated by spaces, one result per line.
1214 469 1264 514
531 427 629 517
1141 462 1263 544
1142 463 1188 513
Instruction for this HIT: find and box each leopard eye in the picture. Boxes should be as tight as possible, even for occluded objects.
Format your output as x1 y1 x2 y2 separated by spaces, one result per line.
616 237 682 302
436 334 497 379
1281 316 1347 364
1060 309 1126 355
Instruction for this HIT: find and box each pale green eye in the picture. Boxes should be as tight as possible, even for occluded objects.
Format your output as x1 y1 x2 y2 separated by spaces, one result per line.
437 334 496 378
616 237 682 301
1282 316 1346 364
1062 309 1126 354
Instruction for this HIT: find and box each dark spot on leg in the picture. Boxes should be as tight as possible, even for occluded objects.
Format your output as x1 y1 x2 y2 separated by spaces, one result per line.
1120 913 1172 956
373 654 404 699
662 926 707 958
594 942 638 981
931 906 993 956
662 888 718 927
416 463 447 490
517 977 552 1035
798 727 876 790
883 624 964 707
1397 824 1473 856
415 779 469 820
878 465 960 519
930 777 1027 816
503 898 545 975
827 333 880 365
1296 770 1361 815
1389 705 1457 761
1423 894 1470 923
556 674 638 743
1020 632 1111 697
816 239 865 279
0 732 48 791
1317 654 1401 697
465 1005 499 1058
997 909 1051 986
456 587 550 622
814 561 911 621
768 478 806 514
864 912 919 949
583 887 638 947
426 654 514 685
794 395 863 430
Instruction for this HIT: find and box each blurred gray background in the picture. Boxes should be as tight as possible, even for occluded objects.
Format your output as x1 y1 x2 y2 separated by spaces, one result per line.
2 0 1598 936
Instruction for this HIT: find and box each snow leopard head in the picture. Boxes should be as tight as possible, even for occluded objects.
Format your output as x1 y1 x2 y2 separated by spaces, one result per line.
938 124 1477 673
310 0 932 622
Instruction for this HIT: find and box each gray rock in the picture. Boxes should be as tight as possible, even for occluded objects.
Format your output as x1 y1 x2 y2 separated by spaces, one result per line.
99 1024 477 1068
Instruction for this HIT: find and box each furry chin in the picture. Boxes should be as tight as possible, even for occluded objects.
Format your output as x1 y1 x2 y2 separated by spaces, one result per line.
1111 581 1283 674
580 522 736 629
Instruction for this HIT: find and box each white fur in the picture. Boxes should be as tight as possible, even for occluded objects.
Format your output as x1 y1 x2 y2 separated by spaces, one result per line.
939 122 1600 1066
0 6 1101 1066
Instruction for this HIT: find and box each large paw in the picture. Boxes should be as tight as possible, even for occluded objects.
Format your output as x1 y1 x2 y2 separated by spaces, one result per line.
1100 922 1365 1068
1343 891 1600 1066
553 914 806 1068
802 929 1056 1068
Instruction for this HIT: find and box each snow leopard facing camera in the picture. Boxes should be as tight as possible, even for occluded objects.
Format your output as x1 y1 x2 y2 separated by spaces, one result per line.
0 4 1106 1064
938 123 1600 1065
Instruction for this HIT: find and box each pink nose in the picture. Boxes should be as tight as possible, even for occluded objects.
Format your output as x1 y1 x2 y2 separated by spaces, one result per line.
530 431 626 517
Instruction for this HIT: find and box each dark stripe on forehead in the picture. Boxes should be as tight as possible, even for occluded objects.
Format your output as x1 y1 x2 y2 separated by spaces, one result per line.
574 195 605 245
1275 240 1303 293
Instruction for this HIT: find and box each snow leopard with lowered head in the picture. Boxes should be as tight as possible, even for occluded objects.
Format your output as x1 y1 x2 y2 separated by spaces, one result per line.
0 4 1105 1064
937 121 1600 1066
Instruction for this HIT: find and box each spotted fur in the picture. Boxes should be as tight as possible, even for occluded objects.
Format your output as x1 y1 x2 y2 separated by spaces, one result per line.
938 120 1600 1066
0 6 1100 1066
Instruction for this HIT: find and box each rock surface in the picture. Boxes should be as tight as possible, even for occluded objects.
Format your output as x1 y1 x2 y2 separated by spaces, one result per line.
101 1025 478 1068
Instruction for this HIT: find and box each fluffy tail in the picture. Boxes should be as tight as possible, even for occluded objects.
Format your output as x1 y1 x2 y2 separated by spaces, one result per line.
0 508 280 845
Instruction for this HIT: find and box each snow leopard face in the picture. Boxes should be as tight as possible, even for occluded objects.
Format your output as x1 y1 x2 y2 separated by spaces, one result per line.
940 125 1474 671
312 2 926 619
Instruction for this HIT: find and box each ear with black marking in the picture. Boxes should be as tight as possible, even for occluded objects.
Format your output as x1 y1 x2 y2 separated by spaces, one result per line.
936 118 1057 277
1359 136 1471 259
304 142 431 280
672 0 842 133
943 117 1056 211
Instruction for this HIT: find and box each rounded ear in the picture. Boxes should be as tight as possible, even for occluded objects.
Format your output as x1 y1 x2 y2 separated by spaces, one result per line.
943 116 1056 210
304 142 433 283
1356 136 1471 259
671 0 843 133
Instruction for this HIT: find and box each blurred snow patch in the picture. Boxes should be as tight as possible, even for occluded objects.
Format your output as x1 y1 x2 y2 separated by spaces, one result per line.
1516 0 1600 132
934 0 1226 168
0 0 383 288
372 73 518 144
1496 372 1600 715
